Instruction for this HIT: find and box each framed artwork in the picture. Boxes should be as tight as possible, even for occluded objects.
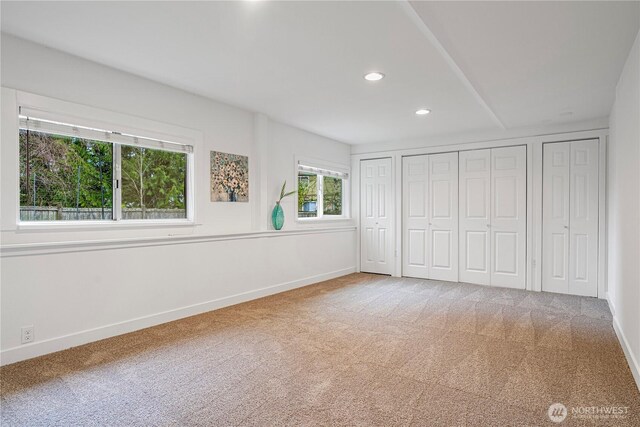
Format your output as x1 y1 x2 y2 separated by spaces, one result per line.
210 151 249 202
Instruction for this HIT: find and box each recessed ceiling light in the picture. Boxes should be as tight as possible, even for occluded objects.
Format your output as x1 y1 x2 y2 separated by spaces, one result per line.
364 72 385 81
415 109 431 116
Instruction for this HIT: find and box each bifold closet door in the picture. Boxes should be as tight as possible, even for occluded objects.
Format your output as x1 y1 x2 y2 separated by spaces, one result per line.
542 143 570 294
402 153 458 281
459 146 526 288
403 155 429 278
490 146 527 288
543 140 598 296
569 141 599 296
360 158 394 275
459 149 491 285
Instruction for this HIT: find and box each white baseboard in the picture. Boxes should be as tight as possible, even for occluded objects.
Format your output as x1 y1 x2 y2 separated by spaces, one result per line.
606 292 615 316
609 299 640 392
0 267 356 366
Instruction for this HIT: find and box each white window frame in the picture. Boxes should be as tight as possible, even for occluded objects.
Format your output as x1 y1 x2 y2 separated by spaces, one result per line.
14 99 196 229
295 158 350 221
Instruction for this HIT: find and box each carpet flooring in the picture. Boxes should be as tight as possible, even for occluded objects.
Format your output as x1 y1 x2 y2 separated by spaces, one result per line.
1 273 639 426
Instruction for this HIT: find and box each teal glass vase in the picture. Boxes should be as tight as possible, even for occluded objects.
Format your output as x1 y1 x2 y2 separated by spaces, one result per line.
272 202 284 230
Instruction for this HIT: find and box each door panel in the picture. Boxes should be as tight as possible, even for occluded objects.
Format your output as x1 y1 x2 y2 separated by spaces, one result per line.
465 231 488 272
428 152 458 281
490 146 526 289
431 180 451 218
542 139 598 297
431 230 451 268
407 229 426 267
402 155 429 278
365 227 375 262
543 142 570 293
361 158 394 275
568 140 598 296
408 181 426 217
466 178 488 218
377 184 387 218
573 234 589 281
378 228 387 263
365 184 373 218
459 149 491 285
402 153 458 281
494 232 517 274
551 233 567 279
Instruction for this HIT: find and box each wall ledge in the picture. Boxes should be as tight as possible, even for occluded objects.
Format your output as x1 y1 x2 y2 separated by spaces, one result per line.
0 226 356 257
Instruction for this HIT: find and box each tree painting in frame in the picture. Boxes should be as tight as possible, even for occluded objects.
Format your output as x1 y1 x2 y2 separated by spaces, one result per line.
210 151 249 202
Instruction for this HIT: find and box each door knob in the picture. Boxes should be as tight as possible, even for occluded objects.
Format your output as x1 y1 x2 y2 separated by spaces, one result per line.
564 225 568 229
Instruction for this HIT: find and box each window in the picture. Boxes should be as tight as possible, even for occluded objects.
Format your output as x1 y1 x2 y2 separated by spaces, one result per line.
297 162 348 219
19 112 192 222
120 145 187 220
297 172 318 217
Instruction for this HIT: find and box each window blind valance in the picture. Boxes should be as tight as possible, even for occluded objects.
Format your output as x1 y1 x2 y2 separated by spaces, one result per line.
297 162 349 179
19 114 193 154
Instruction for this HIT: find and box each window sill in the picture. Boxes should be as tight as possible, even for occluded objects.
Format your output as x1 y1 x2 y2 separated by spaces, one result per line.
295 216 352 223
16 219 196 232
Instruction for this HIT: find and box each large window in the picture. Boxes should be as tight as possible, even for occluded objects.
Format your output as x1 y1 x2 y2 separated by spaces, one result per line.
19 113 192 222
297 162 347 219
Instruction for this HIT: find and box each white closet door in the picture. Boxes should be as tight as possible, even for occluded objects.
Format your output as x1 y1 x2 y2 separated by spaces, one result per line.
428 152 459 282
360 158 394 275
459 149 491 285
568 140 599 296
542 140 598 297
542 143 571 294
402 155 429 278
490 146 526 289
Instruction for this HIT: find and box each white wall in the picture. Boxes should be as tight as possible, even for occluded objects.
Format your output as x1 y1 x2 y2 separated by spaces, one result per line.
607 30 640 387
1 34 254 238
267 121 352 229
0 34 356 364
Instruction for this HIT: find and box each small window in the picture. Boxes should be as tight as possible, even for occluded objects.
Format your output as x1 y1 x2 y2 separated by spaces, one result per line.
19 113 192 223
297 162 348 220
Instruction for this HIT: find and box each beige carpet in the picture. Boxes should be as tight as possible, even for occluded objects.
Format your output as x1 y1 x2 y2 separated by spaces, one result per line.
1 273 639 426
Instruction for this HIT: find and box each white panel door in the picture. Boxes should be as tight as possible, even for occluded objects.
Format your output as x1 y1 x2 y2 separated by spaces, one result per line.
568 140 599 296
428 152 459 282
402 153 458 281
542 140 598 297
402 155 429 278
490 146 526 289
459 149 491 285
542 142 571 294
360 158 394 275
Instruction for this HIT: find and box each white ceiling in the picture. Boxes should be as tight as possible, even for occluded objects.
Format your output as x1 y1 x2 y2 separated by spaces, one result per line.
1 1 639 145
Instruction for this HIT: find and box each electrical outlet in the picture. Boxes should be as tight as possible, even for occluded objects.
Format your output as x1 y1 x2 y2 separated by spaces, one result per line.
21 326 34 344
